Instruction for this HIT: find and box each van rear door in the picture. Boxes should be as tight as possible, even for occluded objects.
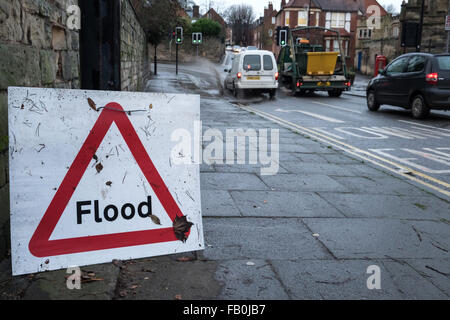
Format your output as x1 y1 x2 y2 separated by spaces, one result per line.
242 54 262 82
435 55 450 89
261 54 277 85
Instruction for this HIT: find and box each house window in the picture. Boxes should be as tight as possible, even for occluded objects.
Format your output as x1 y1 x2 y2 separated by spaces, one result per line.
358 28 372 39
272 17 276 24
333 39 339 52
393 26 399 37
345 12 351 32
298 10 308 26
331 12 345 28
325 39 331 51
316 12 319 26
285 11 290 26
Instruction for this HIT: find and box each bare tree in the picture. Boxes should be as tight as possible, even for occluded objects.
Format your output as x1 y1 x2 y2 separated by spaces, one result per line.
226 4 255 46
133 0 180 74
383 4 399 15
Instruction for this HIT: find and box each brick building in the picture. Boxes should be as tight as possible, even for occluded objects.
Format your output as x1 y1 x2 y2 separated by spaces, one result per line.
272 0 369 66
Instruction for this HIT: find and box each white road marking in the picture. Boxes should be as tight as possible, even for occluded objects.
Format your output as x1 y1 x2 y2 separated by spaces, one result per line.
398 120 450 133
369 148 450 174
334 127 387 139
275 108 345 123
312 100 362 114
312 128 346 140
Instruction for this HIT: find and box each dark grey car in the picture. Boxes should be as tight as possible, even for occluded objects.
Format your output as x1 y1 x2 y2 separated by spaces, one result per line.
366 53 450 119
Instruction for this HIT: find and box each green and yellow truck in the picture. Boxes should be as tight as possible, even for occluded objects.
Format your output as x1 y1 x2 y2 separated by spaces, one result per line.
277 26 354 97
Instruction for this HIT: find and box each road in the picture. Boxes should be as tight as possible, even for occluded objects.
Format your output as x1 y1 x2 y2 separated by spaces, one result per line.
217 52 450 200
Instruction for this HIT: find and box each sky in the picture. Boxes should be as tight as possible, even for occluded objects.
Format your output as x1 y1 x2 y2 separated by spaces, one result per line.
209 0 405 18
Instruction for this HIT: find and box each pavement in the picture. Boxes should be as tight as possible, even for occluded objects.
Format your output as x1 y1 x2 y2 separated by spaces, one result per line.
344 73 372 98
1 59 449 300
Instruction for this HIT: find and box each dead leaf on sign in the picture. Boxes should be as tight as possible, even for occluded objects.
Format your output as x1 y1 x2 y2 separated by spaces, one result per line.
149 214 161 225
173 216 193 243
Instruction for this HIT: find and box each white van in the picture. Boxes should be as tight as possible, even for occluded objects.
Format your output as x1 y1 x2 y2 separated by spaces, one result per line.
224 50 279 98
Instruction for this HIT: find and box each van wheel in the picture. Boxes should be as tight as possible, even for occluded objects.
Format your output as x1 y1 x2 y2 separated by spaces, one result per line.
411 94 430 119
233 84 243 99
367 90 380 111
269 89 276 99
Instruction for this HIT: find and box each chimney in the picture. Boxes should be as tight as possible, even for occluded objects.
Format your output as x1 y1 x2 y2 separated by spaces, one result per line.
193 5 200 18
269 2 273 11
281 0 286 8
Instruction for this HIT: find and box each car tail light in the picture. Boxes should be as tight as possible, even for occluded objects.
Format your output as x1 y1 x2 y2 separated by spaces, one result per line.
296 81 303 87
237 72 242 79
275 72 279 81
426 73 438 84
345 81 351 87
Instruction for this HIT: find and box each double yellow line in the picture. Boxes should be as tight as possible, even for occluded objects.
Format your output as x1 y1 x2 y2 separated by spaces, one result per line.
237 104 450 199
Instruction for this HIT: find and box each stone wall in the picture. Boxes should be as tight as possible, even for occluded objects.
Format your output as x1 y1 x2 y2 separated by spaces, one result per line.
0 0 80 260
400 0 450 54
120 0 150 91
149 36 225 64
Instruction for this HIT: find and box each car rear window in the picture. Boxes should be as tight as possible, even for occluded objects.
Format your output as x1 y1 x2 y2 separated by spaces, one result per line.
436 56 450 70
263 55 274 70
243 55 261 71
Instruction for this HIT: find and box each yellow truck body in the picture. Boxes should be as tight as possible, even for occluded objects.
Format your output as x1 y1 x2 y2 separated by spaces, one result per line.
306 52 339 76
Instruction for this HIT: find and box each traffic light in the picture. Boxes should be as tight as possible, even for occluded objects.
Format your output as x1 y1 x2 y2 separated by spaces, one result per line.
280 29 287 47
192 32 202 44
175 27 183 44
276 27 289 47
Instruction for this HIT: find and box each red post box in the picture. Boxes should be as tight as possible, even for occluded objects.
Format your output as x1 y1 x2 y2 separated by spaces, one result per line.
374 55 387 77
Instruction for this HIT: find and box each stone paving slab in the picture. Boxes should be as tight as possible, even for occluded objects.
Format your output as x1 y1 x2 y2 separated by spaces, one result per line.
270 259 401 300
201 190 242 217
203 218 333 261
215 260 289 300
259 174 349 193
381 260 448 299
316 193 450 220
405 259 450 296
302 218 450 259
330 176 428 196
200 172 269 191
229 191 344 218
214 164 289 174
279 162 362 176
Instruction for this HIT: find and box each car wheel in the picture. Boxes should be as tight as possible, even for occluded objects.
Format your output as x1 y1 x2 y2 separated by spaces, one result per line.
367 90 380 112
411 94 430 119
328 90 343 97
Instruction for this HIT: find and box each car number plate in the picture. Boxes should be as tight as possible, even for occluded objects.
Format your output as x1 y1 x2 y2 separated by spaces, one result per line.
247 76 260 80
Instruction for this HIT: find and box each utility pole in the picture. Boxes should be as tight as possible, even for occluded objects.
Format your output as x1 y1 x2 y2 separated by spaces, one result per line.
417 0 425 52
308 0 312 27
447 0 450 53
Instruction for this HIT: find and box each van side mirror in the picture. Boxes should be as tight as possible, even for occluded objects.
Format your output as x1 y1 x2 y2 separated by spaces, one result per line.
224 68 229 72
